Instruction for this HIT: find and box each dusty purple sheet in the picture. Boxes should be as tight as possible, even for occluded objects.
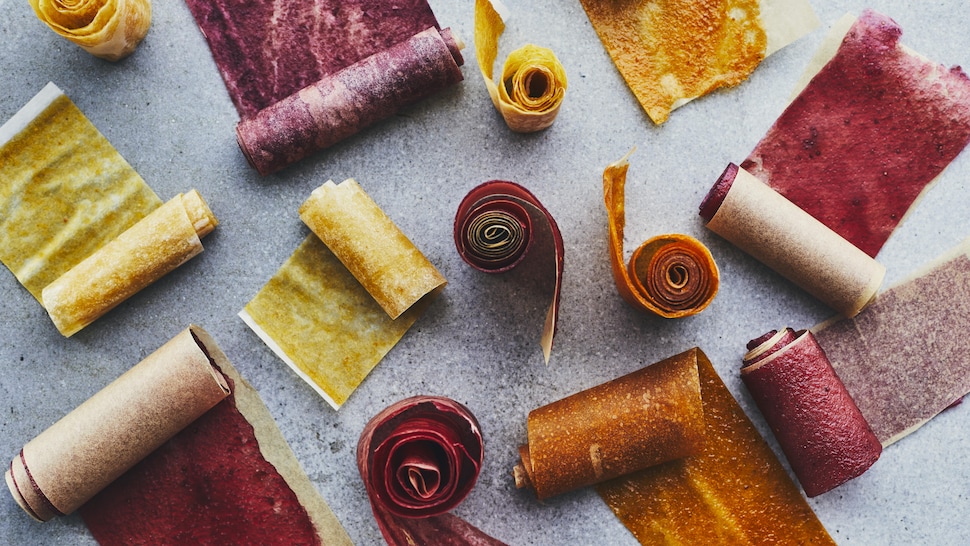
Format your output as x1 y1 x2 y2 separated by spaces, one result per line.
184 0 441 119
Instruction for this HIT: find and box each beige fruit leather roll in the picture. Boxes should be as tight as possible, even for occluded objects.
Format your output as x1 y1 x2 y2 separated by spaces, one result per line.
5 326 230 522
29 0 152 61
42 190 218 337
702 165 884 317
299 179 446 320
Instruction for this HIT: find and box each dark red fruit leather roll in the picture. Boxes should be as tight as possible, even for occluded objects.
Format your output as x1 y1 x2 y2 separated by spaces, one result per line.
237 27 464 175
357 396 506 546
741 328 881 497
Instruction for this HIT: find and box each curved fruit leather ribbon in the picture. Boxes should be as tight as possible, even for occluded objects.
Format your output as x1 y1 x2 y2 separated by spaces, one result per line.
474 0 567 132
604 150 719 317
357 396 506 546
742 328 882 497
454 181 564 363
28 0 151 61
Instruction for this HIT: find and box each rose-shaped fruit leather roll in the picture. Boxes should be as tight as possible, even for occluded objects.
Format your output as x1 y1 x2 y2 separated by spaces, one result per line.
474 0 566 132
578 0 818 124
5 326 230 522
454 180 564 363
605 151 718 317
742 328 882 497
236 27 464 175
700 163 884 317
28 0 151 61
42 190 217 337
301 179 446 320
358 396 506 546
514 353 705 499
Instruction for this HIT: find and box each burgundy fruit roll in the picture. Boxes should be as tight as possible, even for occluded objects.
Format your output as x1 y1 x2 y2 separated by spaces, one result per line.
741 328 881 497
357 396 506 545
237 27 464 175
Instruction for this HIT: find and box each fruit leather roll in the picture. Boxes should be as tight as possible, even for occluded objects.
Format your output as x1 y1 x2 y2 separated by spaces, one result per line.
700 163 884 317
41 190 218 337
742 328 881 497
357 396 506 545
5 326 230 522
514 353 706 499
454 180 564 363
236 27 464 175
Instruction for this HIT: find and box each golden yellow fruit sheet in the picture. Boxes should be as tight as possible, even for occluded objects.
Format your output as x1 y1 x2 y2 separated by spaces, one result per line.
28 0 152 61
579 0 818 124
0 83 161 302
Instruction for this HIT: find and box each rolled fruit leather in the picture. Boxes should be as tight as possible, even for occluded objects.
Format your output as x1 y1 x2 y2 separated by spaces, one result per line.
514 353 706 499
357 396 506 545
41 190 218 337
742 328 881 497
236 27 465 175
5 326 230 521
700 163 884 317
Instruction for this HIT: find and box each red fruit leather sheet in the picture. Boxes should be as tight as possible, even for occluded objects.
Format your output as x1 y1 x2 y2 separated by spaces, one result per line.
742 9 970 257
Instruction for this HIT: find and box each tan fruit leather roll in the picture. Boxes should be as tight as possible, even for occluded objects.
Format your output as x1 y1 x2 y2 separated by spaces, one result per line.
299 179 446 319
41 190 218 337
703 165 884 317
28 0 152 61
4 325 231 522
513 352 705 499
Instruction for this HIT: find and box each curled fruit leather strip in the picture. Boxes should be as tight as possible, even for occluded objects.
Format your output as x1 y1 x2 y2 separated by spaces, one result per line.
0 83 217 337
742 328 881 497
29 0 151 61
474 0 567 132
741 9 970 257
357 396 506 546
454 181 564 363
578 0 818 124
185 0 465 174
605 151 718 318
514 349 834 544
700 163 883 317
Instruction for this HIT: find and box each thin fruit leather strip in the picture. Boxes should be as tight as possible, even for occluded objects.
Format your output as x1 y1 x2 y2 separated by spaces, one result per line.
0 83 161 302
596 348 834 545
577 0 818 124
742 328 881 497
357 396 506 546
605 152 718 318
454 181 564 363
742 9 970 257
80 327 353 546
474 0 567 132
514 350 706 500
183 0 440 118
813 238 970 446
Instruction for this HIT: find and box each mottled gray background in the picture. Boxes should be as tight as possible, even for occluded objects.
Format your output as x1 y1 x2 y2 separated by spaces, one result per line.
2 1 969 544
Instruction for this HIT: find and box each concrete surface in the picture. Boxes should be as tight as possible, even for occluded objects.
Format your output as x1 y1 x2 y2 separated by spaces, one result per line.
1 0 969 544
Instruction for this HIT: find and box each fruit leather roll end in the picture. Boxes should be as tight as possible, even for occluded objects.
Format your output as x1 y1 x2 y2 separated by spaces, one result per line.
741 328 881 497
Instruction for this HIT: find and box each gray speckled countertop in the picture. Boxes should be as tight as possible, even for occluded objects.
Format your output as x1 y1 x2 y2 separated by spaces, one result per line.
2 1 970 544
